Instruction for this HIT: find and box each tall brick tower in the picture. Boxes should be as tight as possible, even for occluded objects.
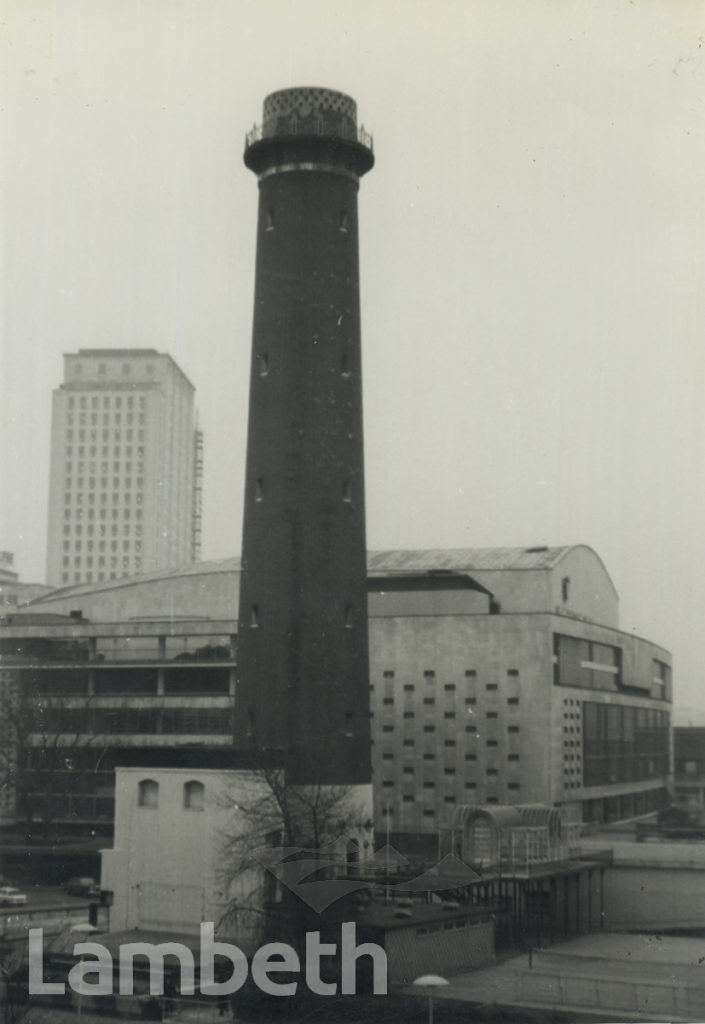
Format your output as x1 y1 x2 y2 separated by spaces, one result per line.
235 88 374 787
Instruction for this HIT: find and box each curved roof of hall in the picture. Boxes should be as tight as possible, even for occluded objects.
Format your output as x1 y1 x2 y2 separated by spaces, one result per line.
26 545 613 607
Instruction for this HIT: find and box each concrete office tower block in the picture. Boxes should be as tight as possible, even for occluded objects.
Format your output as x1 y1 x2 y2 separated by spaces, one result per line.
235 88 374 787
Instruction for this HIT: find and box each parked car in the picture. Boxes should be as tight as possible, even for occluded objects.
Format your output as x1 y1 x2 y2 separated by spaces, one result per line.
65 876 100 898
0 885 28 906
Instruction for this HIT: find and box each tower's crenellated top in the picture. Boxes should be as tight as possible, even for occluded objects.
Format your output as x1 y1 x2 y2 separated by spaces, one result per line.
263 87 358 138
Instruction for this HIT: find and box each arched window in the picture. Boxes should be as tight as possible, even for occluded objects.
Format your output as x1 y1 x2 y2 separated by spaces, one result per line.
183 780 205 812
138 779 159 809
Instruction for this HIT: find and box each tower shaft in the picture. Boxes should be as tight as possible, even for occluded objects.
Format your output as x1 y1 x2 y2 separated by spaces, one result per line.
235 89 374 785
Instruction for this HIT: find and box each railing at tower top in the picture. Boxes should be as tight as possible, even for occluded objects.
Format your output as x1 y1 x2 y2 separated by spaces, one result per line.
245 119 373 152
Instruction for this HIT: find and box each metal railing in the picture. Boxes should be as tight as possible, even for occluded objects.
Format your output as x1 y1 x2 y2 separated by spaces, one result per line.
521 948 705 1019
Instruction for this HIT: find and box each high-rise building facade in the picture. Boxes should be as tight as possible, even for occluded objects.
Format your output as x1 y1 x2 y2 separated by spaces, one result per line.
46 349 202 587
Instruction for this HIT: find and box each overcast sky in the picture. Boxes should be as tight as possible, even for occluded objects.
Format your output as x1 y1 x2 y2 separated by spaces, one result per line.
1 1 703 721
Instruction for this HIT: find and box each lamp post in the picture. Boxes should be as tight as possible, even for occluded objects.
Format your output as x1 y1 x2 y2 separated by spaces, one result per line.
385 802 392 902
413 974 449 1024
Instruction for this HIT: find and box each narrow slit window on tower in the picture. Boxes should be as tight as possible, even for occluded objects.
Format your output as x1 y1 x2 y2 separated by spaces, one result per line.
341 352 351 377
344 604 353 628
255 478 264 502
266 207 275 231
339 208 348 232
342 480 352 502
247 710 255 738
250 604 259 628
344 712 353 738
259 353 269 377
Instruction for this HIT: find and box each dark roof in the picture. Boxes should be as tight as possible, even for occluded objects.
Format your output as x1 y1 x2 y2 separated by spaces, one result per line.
359 901 491 932
0 613 86 626
367 572 493 596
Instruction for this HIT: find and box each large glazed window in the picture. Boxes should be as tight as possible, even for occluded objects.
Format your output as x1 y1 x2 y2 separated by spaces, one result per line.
583 703 669 785
554 634 621 691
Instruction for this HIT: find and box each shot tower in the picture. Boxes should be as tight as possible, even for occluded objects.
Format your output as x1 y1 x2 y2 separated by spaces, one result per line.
235 88 374 786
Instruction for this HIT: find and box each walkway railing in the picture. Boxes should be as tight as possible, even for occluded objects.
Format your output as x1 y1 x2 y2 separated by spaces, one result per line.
521 948 705 1020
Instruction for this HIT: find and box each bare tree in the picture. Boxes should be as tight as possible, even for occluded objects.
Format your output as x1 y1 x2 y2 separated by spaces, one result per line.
216 766 372 950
